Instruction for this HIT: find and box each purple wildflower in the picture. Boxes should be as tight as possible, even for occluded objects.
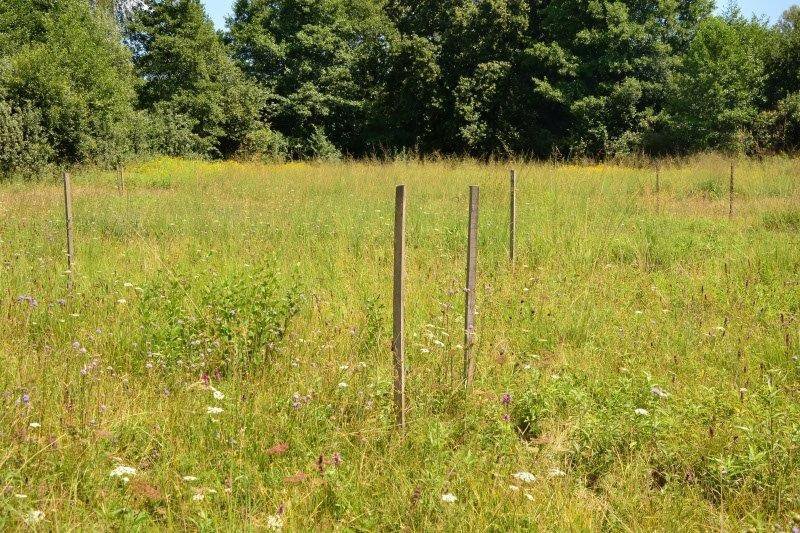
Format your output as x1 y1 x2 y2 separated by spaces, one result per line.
331 452 342 466
16 295 38 308
501 393 511 406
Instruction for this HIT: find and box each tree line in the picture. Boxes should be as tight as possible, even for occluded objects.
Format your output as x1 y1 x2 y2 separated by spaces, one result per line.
1 0 799 177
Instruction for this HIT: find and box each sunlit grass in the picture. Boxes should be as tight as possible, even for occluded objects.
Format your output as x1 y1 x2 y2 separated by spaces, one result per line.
1 155 799 529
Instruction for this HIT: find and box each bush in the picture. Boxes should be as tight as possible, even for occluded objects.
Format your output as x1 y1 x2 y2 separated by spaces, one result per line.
0 0 135 168
302 126 342 160
138 104 210 158
771 93 800 152
139 266 302 376
0 99 53 179
235 127 288 162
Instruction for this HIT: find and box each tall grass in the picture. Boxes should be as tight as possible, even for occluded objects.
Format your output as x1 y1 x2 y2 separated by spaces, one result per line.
1 156 799 529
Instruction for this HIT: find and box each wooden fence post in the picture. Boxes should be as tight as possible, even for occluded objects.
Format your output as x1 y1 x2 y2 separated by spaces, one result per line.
509 170 516 263
63 171 74 292
729 162 735 218
463 186 479 388
655 165 660 214
393 185 407 428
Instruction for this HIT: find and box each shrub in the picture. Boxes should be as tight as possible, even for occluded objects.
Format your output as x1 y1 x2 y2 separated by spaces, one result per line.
0 0 135 168
0 99 53 179
139 266 302 376
235 127 288 162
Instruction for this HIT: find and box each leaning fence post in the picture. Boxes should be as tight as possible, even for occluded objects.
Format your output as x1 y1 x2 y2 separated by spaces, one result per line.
729 162 735 219
509 170 516 263
393 185 407 428
63 171 75 292
463 186 479 388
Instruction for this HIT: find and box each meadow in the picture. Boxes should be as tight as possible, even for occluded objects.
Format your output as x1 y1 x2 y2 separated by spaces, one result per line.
1 155 799 530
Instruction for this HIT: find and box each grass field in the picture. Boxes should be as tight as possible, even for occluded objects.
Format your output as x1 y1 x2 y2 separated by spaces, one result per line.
1 155 800 530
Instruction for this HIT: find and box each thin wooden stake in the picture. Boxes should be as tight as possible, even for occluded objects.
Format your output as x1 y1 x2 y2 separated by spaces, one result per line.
655 165 660 214
117 166 124 193
729 162 735 219
464 186 479 388
392 185 407 428
509 170 516 263
63 171 74 292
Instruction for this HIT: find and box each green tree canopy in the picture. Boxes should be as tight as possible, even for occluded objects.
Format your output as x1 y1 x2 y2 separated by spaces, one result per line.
0 0 135 173
228 0 393 157
126 0 264 157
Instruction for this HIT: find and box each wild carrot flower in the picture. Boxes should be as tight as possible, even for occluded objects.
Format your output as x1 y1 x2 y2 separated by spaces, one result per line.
24 510 44 525
634 408 650 416
266 514 284 531
109 465 137 482
441 493 457 503
651 386 669 399
512 471 536 484
206 406 223 415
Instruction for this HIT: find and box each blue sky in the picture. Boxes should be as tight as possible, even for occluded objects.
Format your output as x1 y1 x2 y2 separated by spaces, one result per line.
202 0 797 29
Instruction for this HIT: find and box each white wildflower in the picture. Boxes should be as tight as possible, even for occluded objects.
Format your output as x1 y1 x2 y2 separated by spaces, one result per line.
211 388 225 400
29 422 41 428
24 510 45 526
548 468 566 478
117 298 127 305
266 514 284 531
525 493 534 501
109 465 137 482
182 476 198 482
338 382 348 389
441 493 457 503
650 386 669 399
512 471 536 484
634 408 650 416
192 493 205 501
508 484 520 492
123 282 134 288
206 406 224 415
14 494 27 499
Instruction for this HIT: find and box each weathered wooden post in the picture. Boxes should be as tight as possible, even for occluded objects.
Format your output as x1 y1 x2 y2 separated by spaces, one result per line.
729 162 735 219
464 186 479 388
63 171 74 292
509 169 516 263
393 185 406 427
117 166 124 193
655 165 660 214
